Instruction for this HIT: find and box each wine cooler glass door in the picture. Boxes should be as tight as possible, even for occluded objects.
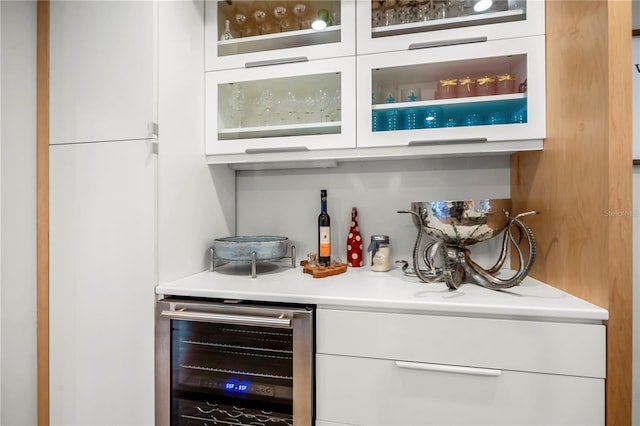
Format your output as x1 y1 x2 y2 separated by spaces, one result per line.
155 299 314 426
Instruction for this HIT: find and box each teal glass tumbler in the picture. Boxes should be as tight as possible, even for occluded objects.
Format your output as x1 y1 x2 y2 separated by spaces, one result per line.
463 113 483 126
422 107 441 128
511 106 528 123
442 116 459 128
372 110 385 132
486 111 509 125
384 109 403 131
403 108 421 130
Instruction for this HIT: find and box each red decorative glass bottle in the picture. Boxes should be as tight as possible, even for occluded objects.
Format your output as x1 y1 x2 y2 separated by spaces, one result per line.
347 207 363 267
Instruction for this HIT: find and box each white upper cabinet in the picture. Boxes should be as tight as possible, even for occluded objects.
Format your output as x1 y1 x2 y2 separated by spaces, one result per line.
204 0 546 166
357 0 545 55
49 1 155 145
205 0 356 71
357 35 545 149
205 56 356 155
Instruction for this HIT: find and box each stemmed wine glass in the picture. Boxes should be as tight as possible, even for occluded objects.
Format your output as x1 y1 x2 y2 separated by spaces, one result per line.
227 85 246 128
283 91 300 124
252 3 278 35
232 2 257 38
328 89 341 122
290 0 312 29
315 89 330 122
270 1 295 32
257 89 276 126
304 94 316 123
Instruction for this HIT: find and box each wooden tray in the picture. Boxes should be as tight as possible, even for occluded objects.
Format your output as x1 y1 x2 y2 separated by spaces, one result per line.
300 260 347 278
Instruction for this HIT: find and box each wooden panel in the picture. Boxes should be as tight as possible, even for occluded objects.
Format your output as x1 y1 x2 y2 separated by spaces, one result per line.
511 1 633 424
37 2 49 425
605 2 633 424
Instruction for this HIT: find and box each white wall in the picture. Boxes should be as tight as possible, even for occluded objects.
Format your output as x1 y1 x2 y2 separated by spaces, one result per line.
237 155 511 269
0 1 38 425
158 0 235 284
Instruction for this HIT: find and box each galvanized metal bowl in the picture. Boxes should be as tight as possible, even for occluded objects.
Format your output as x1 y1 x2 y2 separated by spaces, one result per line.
410 199 511 246
213 236 289 261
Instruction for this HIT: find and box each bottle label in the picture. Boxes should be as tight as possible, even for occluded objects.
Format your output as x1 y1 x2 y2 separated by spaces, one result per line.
319 226 331 257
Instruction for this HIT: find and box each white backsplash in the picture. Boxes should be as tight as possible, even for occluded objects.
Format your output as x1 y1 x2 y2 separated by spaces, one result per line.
236 155 511 269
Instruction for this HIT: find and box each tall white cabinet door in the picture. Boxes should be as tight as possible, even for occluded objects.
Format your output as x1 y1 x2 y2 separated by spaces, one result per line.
49 140 156 426
49 0 154 144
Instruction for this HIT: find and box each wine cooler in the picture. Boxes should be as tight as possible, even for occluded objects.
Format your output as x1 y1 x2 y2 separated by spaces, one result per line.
156 298 315 425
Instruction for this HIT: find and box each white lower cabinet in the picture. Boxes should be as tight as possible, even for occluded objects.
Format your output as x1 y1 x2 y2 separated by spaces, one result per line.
315 308 605 426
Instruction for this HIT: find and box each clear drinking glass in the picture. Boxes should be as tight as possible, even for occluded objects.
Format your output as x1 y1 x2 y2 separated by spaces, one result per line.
397 0 414 24
414 0 431 21
382 0 398 25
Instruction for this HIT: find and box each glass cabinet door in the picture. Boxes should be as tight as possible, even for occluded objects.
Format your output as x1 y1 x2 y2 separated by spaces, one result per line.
206 0 356 71
357 0 544 55
206 56 356 155
357 35 545 148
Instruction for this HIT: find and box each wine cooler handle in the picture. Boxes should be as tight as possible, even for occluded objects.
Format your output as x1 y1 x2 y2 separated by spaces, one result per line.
161 310 292 328
245 56 309 68
409 36 488 50
394 360 502 377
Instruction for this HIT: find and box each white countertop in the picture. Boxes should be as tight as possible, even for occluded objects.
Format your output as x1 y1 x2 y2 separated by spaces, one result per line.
156 263 608 323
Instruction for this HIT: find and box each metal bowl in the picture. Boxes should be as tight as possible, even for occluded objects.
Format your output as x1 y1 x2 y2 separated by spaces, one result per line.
410 199 511 246
213 236 289 261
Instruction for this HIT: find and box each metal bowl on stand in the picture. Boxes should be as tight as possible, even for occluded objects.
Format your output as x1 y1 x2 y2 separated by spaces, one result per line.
210 236 296 278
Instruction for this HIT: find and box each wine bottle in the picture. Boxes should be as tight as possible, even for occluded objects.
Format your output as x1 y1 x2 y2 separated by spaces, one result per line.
347 207 363 267
318 189 331 265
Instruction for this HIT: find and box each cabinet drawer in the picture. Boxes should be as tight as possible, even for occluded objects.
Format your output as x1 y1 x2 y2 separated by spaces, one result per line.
316 354 604 426
316 308 605 378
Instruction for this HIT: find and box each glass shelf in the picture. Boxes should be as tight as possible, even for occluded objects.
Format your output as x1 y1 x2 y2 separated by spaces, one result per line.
218 121 342 140
372 92 526 110
218 25 342 57
371 8 526 38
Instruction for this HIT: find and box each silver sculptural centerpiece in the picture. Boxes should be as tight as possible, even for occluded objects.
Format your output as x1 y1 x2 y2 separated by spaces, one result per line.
398 199 538 290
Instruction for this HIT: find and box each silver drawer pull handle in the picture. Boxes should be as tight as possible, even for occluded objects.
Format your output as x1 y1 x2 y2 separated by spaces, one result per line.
395 360 501 377
245 147 309 154
409 36 488 50
161 310 292 328
408 138 488 146
245 56 309 68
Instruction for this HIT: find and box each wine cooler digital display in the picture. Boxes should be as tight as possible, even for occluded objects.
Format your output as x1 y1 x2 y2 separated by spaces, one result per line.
156 298 314 426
